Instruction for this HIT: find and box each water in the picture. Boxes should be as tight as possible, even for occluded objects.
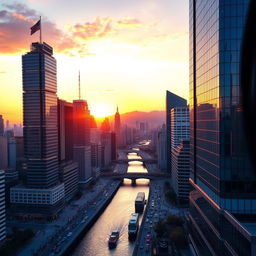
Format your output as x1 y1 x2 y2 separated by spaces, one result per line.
72 152 149 256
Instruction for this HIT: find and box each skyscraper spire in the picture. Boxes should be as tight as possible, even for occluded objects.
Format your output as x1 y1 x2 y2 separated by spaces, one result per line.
78 70 81 100
117 105 119 113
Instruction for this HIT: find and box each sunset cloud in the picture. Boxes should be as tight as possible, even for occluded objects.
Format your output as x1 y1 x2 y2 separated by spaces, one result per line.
117 17 142 28
0 3 77 54
0 3 153 57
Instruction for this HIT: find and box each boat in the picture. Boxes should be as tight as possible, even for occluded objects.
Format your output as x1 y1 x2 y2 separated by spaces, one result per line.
128 213 139 239
108 231 119 248
135 192 145 213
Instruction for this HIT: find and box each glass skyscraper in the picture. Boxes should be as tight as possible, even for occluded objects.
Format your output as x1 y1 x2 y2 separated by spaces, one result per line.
10 43 64 216
189 1 256 255
23 42 59 188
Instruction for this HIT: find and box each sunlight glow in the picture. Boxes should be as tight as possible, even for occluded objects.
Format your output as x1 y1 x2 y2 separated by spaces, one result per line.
90 102 113 118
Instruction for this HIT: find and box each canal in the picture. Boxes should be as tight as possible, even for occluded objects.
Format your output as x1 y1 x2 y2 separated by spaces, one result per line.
72 152 149 256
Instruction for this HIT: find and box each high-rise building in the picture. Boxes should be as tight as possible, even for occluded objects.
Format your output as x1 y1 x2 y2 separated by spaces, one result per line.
58 99 74 161
0 115 4 136
59 161 78 201
73 99 92 183
171 139 190 204
22 42 59 188
111 132 116 161
0 136 8 170
0 170 5 242
166 91 187 173
157 124 167 171
73 100 90 146
189 1 256 255
114 106 122 147
10 42 64 216
170 107 189 150
101 132 112 167
73 145 91 182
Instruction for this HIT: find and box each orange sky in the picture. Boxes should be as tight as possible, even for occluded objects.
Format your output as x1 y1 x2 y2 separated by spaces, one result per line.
0 0 189 124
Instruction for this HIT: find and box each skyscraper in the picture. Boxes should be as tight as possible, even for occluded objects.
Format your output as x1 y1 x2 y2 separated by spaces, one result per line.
189 1 256 255
170 107 189 150
114 106 121 147
0 170 5 242
166 91 187 174
23 42 59 188
58 99 74 161
0 115 4 136
73 99 90 146
10 42 64 216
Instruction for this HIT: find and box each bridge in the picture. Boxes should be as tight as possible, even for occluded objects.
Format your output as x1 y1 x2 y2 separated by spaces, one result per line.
101 172 170 181
115 158 157 164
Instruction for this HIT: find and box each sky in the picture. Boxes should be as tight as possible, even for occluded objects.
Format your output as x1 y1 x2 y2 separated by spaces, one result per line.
0 0 188 124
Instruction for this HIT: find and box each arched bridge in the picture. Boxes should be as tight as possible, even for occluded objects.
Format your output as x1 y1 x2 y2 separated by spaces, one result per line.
101 172 170 181
115 158 157 164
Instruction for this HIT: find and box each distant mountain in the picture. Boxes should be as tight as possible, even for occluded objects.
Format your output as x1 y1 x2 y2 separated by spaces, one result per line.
109 110 165 129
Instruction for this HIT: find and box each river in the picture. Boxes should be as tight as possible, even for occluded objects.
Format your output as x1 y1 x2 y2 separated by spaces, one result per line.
71 151 149 256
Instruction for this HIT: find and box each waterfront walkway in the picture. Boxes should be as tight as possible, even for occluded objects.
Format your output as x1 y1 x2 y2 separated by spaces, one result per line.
15 178 122 256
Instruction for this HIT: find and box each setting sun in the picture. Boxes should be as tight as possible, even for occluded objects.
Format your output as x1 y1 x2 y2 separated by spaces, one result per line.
90 102 114 118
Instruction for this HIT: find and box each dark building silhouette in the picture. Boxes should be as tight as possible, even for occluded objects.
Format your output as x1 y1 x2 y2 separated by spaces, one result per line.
114 106 122 147
58 99 74 161
0 115 4 136
166 90 186 174
111 132 116 161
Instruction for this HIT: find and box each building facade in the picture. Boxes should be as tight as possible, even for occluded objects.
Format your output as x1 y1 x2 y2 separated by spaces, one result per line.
10 42 64 216
0 115 4 136
0 170 5 242
171 140 190 204
170 107 189 150
166 91 187 174
189 1 256 255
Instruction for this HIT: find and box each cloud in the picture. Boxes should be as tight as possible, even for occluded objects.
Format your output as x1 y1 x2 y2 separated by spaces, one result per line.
117 17 142 28
0 3 78 55
70 17 116 40
0 3 145 57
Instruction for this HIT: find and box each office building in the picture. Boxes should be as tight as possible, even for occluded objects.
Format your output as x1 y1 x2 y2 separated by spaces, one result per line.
59 161 78 201
73 145 92 183
166 91 187 173
114 106 122 147
111 132 116 161
10 42 64 216
157 124 167 171
101 132 112 166
58 99 73 161
171 139 190 204
0 115 4 136
170 107 189 150
189 1 256 255
0 137 8 170
0 170 5 242
73 99 90 146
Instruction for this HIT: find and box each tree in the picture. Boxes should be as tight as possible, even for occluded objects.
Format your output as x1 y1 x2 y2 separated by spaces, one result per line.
154 220 167 238
166 215 184 226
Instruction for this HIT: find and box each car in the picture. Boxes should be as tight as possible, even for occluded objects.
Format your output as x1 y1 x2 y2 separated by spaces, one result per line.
67 232 72 237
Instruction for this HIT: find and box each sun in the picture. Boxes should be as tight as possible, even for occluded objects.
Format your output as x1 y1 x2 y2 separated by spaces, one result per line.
90 102 113 118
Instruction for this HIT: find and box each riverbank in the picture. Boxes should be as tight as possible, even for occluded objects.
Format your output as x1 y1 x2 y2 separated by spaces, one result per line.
15 177 124 256
59 179 122 256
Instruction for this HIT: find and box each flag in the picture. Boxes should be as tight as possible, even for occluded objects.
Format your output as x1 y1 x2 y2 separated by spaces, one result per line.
30 20 40 35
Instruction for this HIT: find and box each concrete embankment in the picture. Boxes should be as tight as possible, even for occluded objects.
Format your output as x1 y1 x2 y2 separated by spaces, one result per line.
132 182 153 256
58 180 122 256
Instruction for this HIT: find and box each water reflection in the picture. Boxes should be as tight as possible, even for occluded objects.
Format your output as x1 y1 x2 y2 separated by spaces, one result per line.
72 153 149 256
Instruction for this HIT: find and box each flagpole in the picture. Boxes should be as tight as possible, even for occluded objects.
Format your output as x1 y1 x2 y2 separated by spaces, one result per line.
40 16 42 44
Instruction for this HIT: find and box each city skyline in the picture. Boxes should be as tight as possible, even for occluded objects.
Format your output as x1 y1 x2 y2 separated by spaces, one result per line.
0 0 189 124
